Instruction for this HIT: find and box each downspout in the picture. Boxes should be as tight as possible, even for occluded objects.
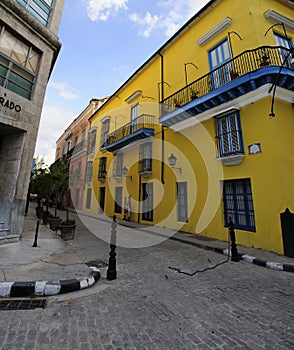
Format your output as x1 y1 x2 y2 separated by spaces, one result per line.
159 52 165 185
137 174 142 223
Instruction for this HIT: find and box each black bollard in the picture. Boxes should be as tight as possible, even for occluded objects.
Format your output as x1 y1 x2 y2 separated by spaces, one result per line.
107 215 117 280
33 220 40 247
229 218 239 262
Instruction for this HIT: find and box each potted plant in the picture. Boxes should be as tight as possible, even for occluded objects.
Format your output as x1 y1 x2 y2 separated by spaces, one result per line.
190 90 199 100
259 49 270 67
173 98 182 107
48 206 62 231
42 205 51 225
59 219 76 240
230 70 239 79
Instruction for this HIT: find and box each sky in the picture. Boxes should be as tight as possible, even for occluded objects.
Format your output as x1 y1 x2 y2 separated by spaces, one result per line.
35 0 211 166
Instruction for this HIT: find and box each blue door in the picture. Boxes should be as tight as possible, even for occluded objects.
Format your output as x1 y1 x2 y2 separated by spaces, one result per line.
209 39 232 89
274 32 293 67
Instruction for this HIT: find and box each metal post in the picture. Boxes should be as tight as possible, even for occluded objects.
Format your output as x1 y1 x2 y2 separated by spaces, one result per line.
107 215 117 280
229 218 239 262
33 220 40 247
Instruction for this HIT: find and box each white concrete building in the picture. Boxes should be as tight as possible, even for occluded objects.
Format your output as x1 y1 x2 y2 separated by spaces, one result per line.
0 0 65 243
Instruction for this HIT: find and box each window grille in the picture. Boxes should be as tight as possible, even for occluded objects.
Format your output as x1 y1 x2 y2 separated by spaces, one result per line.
139 142 152 173
215 110 244 157
223 178 256 231
114 187 122 214
85 161 93 183
177 182 188 222
88 129 96 155
98 157 107 181
100 119 110 148
113 153 123 178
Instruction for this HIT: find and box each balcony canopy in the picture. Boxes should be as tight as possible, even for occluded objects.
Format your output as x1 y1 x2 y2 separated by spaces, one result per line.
103 114 155 152
159 46 294 127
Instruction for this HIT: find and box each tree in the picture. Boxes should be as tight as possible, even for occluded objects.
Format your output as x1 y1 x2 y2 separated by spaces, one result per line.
31 159 70 209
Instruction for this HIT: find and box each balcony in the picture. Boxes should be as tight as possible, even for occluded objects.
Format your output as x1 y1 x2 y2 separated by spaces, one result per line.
159 46 294 127
74 140 86 153
103 114 155 152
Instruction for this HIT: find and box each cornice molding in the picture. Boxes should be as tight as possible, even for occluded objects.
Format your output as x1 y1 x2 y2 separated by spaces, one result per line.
196 17 232 46
125 90 142 104
264 9 294 32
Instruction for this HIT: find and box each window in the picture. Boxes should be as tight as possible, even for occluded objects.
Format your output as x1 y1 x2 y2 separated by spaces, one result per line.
66 139 72 153
274 32 293 67
130 104 139 132
86 188 92 209
223 179 255 231
113 153 123 178
215 110 243 157
88 129 96 155
209 39 232 89
114 187 123 214
98 157 107 181
142 182 153 221
85 161 93 183
100 119 110 148
139 142 152 173
0 25 40 99
17 0 53 26
177 182 188 222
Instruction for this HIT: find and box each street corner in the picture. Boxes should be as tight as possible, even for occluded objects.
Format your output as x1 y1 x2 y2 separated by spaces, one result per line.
0 269 100 298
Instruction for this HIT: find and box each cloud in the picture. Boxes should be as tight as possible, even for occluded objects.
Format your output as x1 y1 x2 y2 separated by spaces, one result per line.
49 81 78 100
86 0 128 21
129 12 159 38
129 0 209 38
35 105 74 165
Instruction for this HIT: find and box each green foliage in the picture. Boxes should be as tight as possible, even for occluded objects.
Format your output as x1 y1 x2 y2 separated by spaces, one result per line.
30 159 70 208
61 219 76 226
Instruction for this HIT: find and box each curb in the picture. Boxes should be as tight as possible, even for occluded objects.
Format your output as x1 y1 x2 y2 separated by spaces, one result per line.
169 236 294 273
0 269 100 298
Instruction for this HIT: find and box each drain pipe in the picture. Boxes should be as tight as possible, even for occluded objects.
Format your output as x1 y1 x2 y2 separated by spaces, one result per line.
159 52 165 185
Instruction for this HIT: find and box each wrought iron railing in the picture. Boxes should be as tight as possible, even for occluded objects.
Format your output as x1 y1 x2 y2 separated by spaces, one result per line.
73 140 85 153
161 46 292 115
103 114 154 147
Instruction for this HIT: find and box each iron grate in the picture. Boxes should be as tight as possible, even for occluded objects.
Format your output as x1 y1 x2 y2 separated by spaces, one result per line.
0 298 47 310
86 259 108 268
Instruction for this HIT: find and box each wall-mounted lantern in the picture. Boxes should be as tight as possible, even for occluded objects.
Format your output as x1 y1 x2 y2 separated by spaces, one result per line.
122 166 132 181
168 153 182 174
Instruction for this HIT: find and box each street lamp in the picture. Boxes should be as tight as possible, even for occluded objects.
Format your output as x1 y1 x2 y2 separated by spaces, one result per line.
168 153 182 174
122 166 132 181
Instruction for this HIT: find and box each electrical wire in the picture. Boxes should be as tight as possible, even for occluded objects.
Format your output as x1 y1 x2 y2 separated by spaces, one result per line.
168 231 231 276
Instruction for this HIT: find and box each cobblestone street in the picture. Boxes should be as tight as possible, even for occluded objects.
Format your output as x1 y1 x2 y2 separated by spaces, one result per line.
0 214 293 350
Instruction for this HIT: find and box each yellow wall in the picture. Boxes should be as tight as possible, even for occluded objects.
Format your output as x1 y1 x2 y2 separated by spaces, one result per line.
86 0 294 254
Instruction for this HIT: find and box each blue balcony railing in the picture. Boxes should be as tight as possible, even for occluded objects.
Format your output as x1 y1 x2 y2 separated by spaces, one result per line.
160 46 293 125
103 114 155 152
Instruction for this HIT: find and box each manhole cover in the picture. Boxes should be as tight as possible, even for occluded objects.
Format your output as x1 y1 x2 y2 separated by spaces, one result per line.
0 299 47 310
86 259 108 268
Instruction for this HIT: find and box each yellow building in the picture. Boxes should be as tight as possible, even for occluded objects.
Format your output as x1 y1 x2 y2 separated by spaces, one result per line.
84 0 294 256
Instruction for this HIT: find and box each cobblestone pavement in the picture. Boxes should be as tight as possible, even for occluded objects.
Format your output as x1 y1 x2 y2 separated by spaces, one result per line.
0 213 293 350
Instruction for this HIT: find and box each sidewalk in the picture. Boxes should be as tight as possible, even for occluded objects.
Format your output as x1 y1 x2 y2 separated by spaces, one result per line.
0 206 101 298
0 205 293 298
75 208 294 273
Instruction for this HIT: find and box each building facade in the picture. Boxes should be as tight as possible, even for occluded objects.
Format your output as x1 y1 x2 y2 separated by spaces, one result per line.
56 97 108 209
85 0 293 255
0 0 65 243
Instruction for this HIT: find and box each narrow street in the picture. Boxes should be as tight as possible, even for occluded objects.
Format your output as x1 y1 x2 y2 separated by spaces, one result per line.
0 210 293 350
